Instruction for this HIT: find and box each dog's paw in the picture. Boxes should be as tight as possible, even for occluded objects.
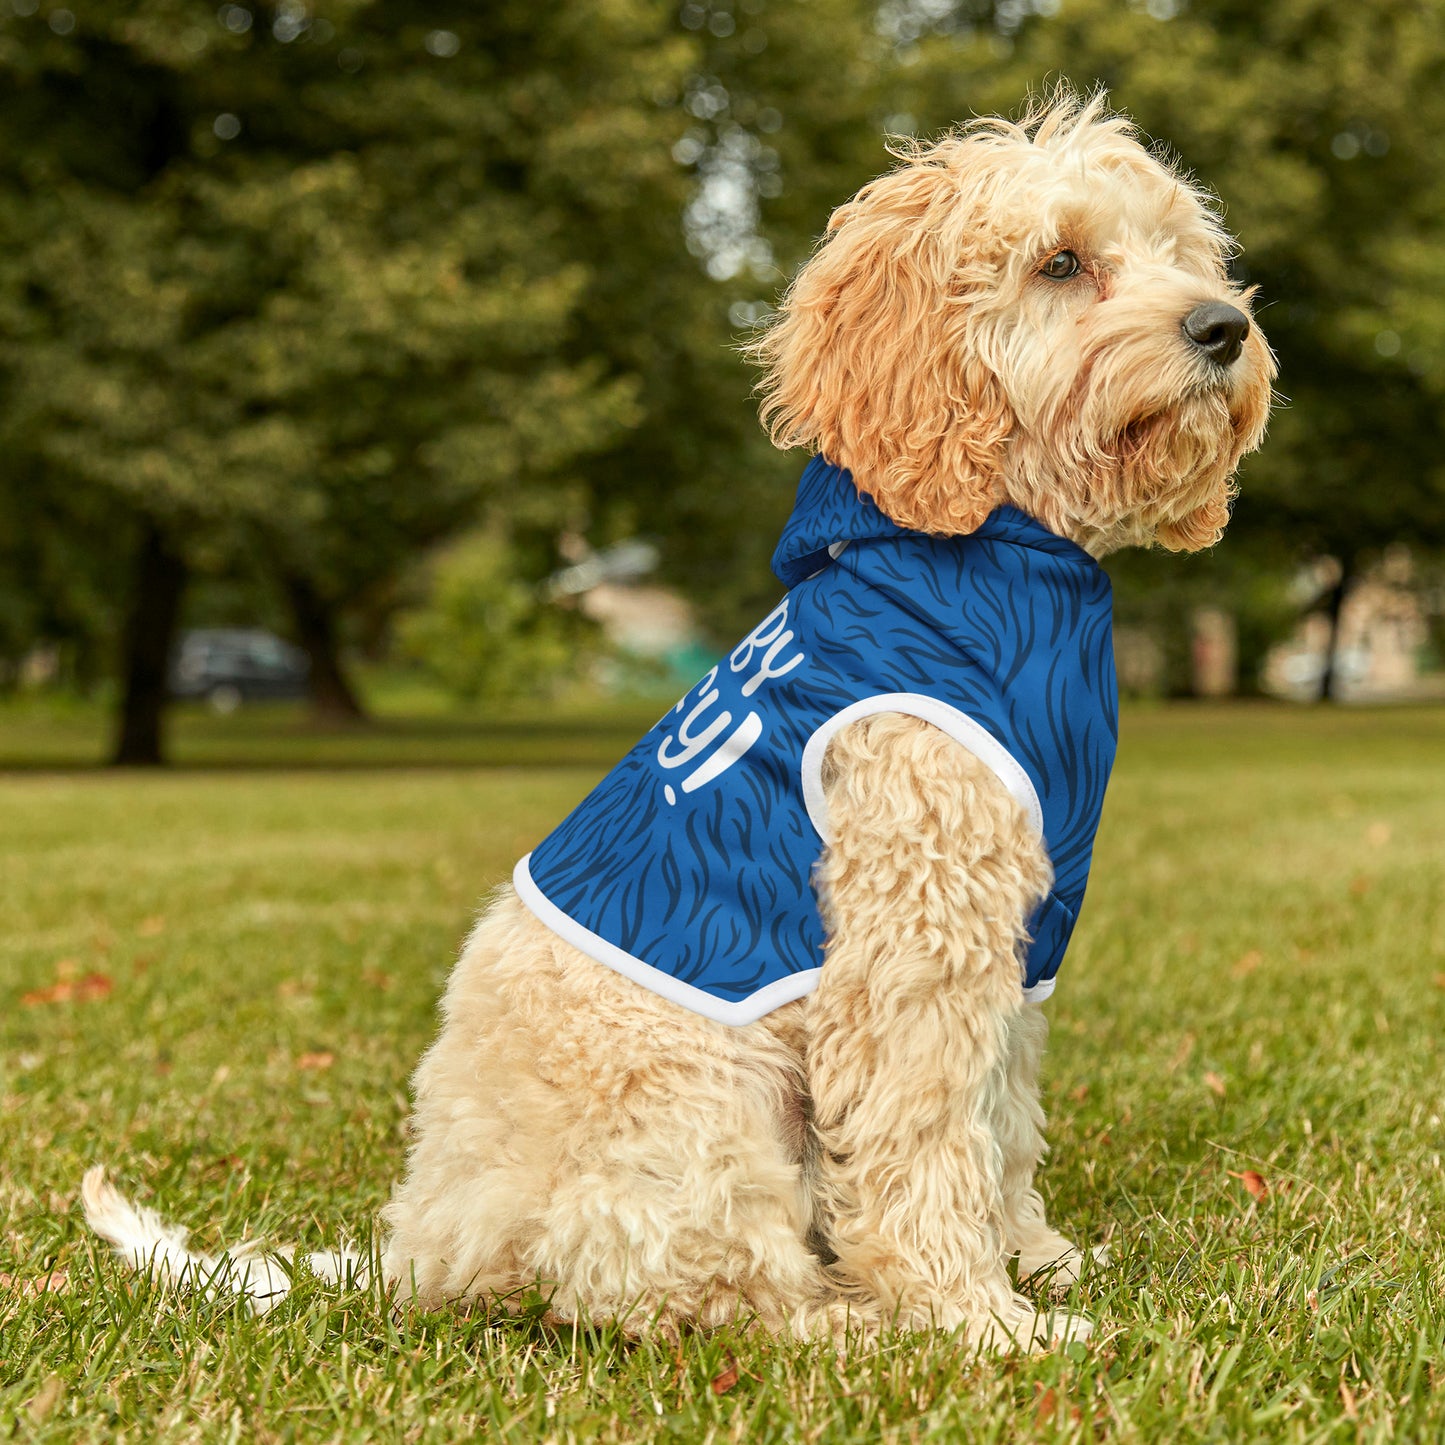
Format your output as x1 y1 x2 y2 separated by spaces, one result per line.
970 1296 1093 1353
1018 1239 1110 1294
1029 1307 1093 1349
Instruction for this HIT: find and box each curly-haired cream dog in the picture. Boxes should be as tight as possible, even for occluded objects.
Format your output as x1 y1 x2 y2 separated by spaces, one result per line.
85 93 1273 1350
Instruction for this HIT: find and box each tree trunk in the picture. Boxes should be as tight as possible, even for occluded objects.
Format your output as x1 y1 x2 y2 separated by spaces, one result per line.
111 523 187 766
1317 554 1355 703
284 572 367 724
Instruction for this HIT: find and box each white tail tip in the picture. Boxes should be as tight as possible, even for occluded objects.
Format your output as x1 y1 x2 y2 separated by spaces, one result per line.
81 1166 368 1315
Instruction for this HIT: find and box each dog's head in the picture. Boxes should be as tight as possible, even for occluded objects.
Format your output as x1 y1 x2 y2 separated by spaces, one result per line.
752 91 1275 553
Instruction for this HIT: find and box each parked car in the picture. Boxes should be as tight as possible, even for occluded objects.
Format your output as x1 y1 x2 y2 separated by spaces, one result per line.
169 629 310 712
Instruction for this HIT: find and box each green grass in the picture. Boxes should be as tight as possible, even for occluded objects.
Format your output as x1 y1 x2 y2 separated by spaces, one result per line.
0 684 669 771
2 702 1443 1442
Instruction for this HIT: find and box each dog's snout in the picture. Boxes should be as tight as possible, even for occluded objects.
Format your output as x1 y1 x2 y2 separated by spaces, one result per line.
1182 302 1250 367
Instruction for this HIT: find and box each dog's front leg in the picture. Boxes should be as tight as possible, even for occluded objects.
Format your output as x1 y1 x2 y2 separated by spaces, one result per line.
994 1004 1097 1290
806 713 1088 1350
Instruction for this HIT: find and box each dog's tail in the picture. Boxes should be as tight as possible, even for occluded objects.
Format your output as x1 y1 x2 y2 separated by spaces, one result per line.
81 1166 368 1315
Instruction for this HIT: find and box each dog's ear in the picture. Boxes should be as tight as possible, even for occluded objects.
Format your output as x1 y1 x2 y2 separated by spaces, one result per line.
751 147 1013 535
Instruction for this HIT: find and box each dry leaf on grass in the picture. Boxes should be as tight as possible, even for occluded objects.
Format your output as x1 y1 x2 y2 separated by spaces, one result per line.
1228 1169 1269 1200
1203 1071 1227 1098
1034 1386 1058 1425
710 1356 740 1395
295 1051 335 1071
21 973 113 1007
0 1268 70 1298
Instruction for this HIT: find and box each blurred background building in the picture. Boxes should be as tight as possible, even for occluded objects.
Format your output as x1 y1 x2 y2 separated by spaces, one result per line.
1 0 1443 762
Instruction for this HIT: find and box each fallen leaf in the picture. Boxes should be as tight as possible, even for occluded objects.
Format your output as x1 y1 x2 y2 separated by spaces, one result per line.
1231 950 1263 978
0 1268 69 1299
138 915 166 937
21 982 70 1006
295 1051 334 1071
1204 1071 1227 1098
710 1356 739 1396
1228 1169 1268 1200
21 973 112 1007
1034 1386 1058 1425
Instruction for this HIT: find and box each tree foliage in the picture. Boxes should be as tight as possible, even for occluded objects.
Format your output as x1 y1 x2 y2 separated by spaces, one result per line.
0 2 693 750
395 530 599 705
2 0 1444 736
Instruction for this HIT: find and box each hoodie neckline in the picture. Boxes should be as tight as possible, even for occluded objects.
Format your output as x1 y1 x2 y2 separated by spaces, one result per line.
771 456 1100 588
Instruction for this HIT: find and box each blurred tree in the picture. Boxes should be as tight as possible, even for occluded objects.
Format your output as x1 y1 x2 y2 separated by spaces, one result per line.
0 0 687 758
0 451 128 693
0 0 912 753
395 528 599 705
576 0 890 638
10 0 1445 741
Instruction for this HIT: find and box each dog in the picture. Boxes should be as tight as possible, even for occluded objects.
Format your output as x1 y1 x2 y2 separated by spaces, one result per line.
85 90 1274 1351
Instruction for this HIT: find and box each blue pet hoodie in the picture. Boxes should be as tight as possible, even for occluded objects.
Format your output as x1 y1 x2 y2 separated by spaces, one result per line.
515 456 1118 1026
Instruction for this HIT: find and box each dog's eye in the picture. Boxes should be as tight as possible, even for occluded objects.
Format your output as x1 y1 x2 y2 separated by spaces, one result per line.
1041 250 1082 280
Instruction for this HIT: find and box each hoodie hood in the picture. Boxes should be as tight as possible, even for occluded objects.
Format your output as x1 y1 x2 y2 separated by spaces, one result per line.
771 455 1099 588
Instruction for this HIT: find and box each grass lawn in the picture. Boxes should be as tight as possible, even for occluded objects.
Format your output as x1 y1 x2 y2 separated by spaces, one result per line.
2 701 1443 1442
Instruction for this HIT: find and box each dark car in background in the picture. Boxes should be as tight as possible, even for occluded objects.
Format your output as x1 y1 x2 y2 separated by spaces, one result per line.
169 629 310 713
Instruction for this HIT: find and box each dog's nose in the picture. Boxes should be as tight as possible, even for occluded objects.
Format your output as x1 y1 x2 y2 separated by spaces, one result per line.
1182 302 1250 367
